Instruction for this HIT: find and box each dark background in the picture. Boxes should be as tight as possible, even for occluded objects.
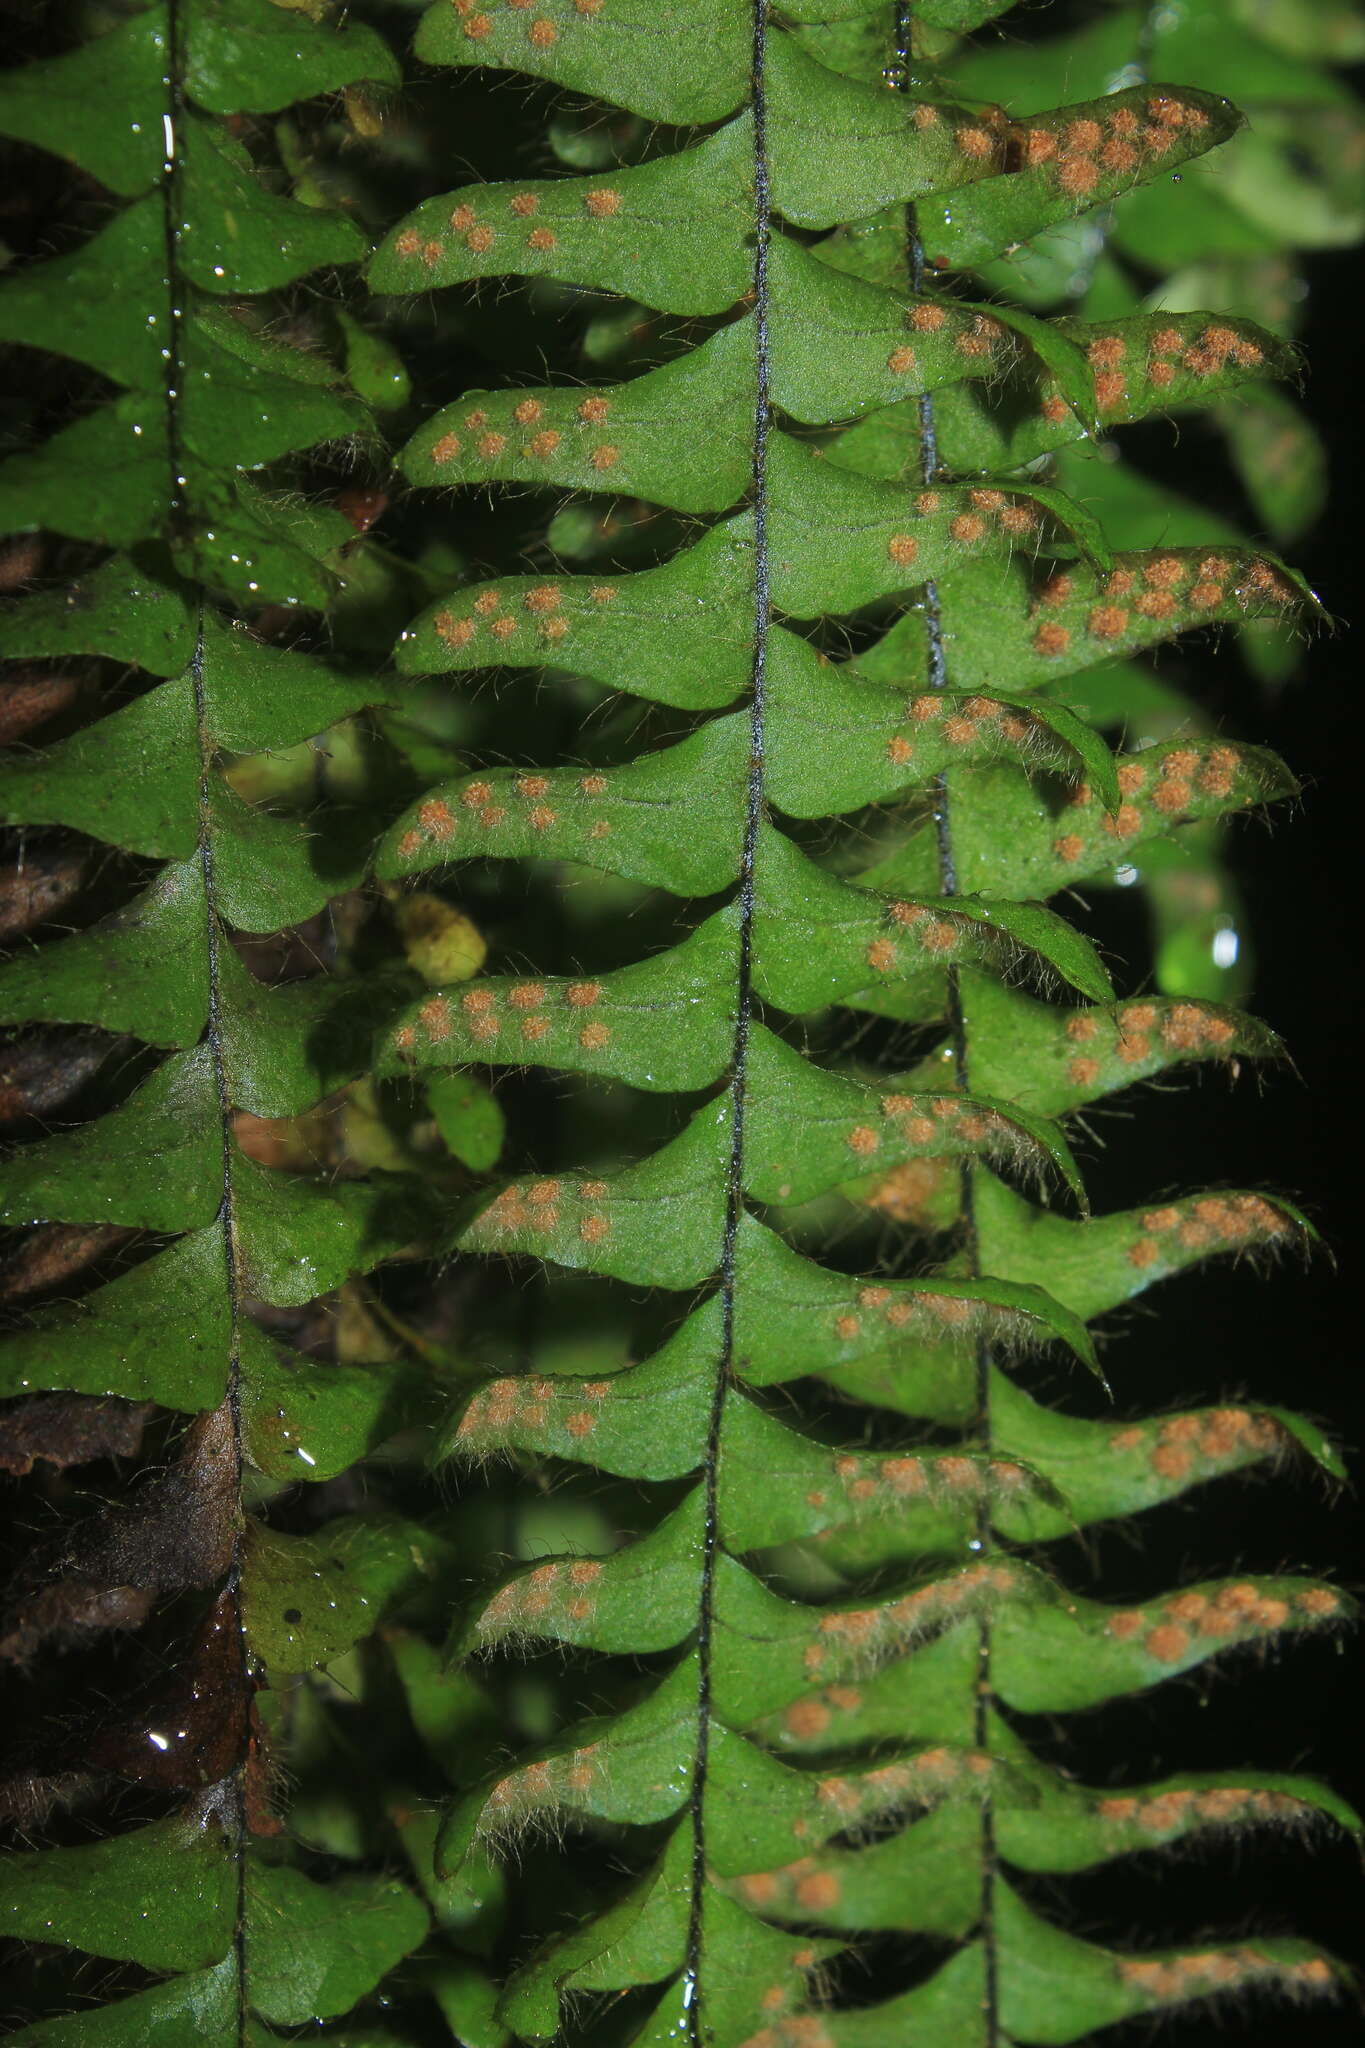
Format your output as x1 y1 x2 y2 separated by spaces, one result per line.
1225 242 1365 2020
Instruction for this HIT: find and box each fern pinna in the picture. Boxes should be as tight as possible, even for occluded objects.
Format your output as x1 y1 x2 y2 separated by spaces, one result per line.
0 0 1358 2043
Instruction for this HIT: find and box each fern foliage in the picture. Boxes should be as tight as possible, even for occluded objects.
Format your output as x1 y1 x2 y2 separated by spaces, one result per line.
0 1 445 2037
0 0 1360 2042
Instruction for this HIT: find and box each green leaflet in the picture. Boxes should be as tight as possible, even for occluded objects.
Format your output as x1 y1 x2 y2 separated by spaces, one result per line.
0 1044 222 1233
740 1022 1088 1209
0 861 212 1045
242 1515 455 1674
184 0 398 114
378 714 751 896
819 84 1245 290
244 1864 430 2026
854 545 1313 698
399 522 754 707
994 1737 1360 1874
458 1106 730 1289
918 88 1246 269
992 1883 1349 2044
0 680 202 859
0 553 196 671
763 649 1121 818
0 1228 229 1410
405 322 755 515
969 1169 1314 1325
240 1319 431 1484
380 910 740 1094
414 0 749 125
369 118 755 314
6 1967 244 2045
957 967 1284 1117
2 0 1353 2039
0 1812 237 1972
0 12 169 197
440 1298 717 1478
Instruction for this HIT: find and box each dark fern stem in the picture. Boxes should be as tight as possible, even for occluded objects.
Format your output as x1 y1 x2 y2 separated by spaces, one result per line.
687 7 776 2036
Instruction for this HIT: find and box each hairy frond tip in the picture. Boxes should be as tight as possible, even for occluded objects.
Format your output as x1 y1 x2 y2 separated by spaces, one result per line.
1093 1778 1357 1852
448 1369 615 1458
1116 1943 1343 2010
1108 1403 1303 1490
468 1551 608 1650
797 1560 1027 1686
1104 1578 1348 1666
1123 1190 1313 1276
823 1285 1040 1361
